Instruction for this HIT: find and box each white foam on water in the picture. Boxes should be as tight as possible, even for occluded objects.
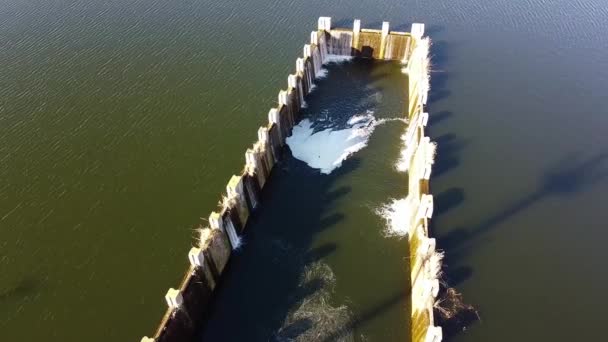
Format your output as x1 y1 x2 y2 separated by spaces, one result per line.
313 54 351 81
322 54 353 65
420 37 431 104
286 112 374 174
375 194 416 237
231 235 244 250
314 68 328 79
395 124 417 173
287 112 406 174
396 141 416 172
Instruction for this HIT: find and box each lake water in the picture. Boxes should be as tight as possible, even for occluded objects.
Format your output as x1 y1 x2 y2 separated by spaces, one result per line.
1 0 607 341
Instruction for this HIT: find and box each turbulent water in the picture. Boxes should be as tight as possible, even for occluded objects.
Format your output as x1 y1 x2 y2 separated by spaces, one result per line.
376 196 416 237
287 55 407 175
287 112 377 174
287 112 406 174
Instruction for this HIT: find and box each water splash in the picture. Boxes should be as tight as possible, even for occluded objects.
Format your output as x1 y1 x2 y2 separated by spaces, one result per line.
327 31 353 56
231 234 244 250
395 124 418 173
315 68 328 79
286 112 406 174
419 37 431 105
313 55 353 81
375 195 415 237
323 54 354 65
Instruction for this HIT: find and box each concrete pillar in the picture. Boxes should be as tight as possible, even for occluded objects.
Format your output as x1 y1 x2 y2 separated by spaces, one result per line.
411 23 425 40
209 212 223 231
296 58 310 95
310 31 318 45
412 278 439 312
257 127 276 170
417 194 434 220
188 246 205 267
188 246 217 290
199 227 231 279
310 44 322 78
268 108 284 144
303 44 311 59
305 59 315 91
421 112 429 127
379 21 390 59
227 175 250 228
277 106 292 139
318 29 328 63
222 211 241 249
209 211 239 251
287 89 300 121
352 19 361 52
424 326 443 342
302 45 316 84
417 237 436 260
278 90 295 129
246 148 264 189
267 124 282 163
288 74 303 109
242 173 260 211
256 127 272 163
295 58 304 78
257 127 270 153
318 17 331 31
422 138 435 181
165 288 183 309
317 17 331 63
409 222 424 242
422 164 432 180
252 143 271 182
309 32 323 76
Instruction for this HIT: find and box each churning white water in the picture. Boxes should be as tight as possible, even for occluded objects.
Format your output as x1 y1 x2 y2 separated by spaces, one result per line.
286 112 406 174
286 112 374 174
375 195 416 237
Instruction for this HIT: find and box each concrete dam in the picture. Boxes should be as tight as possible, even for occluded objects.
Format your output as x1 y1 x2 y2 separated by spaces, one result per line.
141 18 442 342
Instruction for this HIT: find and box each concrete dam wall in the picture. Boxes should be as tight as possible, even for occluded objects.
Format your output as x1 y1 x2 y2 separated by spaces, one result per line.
141 17 442 342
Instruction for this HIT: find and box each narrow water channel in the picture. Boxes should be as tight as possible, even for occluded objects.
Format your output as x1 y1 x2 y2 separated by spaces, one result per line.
202 59 411 341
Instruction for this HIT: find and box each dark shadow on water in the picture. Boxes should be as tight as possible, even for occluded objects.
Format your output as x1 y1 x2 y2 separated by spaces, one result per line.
442 266 473 287
305 243 338 264
201 155 359 341
319 290 408 342
428 36 608 337
436 152 608 340
429 40 450 105
433 133 468 178
427 110 453 127
434 187 465 218
423 36 482 338
441 152 608 258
